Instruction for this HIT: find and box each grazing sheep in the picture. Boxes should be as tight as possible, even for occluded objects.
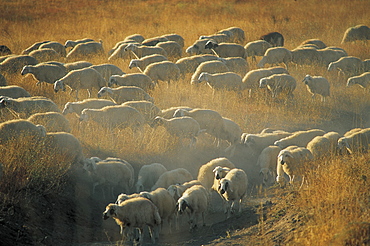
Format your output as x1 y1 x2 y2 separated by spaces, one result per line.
186 39 214 55
302 74 330 102
217 168 248 218
128 54 168 72
39 41 67 57
136 163 168 192
200 33 231 44
21 64 67 86
54 67 106 100
108 74 155 92
66 41 105 60
107 43 138 61
257 145 281 186
242 68 276 97
218 27 245 44
219 57 249 77
197 72 245 93
80 105 145 131
346 72 370 90
322 131 341 154
158 106 193 119
260 32 284 47
124 34 145 43
176 55 219 78
167 180 202 201
328 56 364 77
191 60 229 84
151 168 194 191
197 157 235 190
29 48 61 62
143 61 180 87
299 39 326 49
219 117 243 156
89 63 124 82
257 47 292 69
97 86 153 104
0 85 31 98
276 146 313 186
0 96 60 118
337 128 370 154
64 38 95 49
317 47 347 67
0 55 38 74
63 61 93 72
306 135 332 159
0 119 46 145
122 100 160 123
22 40 50 55
244 40 272 62
142 36 169 46
27 112 71 133
103 198 161 244
177 184 209 231
341 24 370 43
150 116 202 148
291 48 323 66
274 129 326 149
124 43 168 58
161 33 185 48
108 40 138 56
204 40 247 58
62 98 116 116
259 74 297 98
115 193 141 205
156 41 182 59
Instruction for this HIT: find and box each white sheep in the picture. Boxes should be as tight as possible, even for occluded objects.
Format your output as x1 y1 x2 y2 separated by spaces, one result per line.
276 145 313 186
0 119 46 145
346 72 370 90
89 63 124 82
302 75 330 102
244 40 272 62
217 27 245 44
158 106 193 119
22 40 51 54
299 39 326 49
317 47 347 67
122 100 161 123
63 61 93 72
142 36 169 46
290 48 323 66
108 74 155 92
186 39 214 56
150 116 202 148
128 54 168 72
97 86 153 104
39 41 67 57
115 193 141 205
190 60 229 84
177 184 209 231
257 47 292 69
54 67 106 100
197 72 245 93
27 112 71 133
341 24 370 43
167 180 202 201
256 145 281 186
107 43 139 61
0 85 31 98
62 98 116 116
217 117 243 156
259 74 297 98
161 33 185 48
204 41 247 58
156 41 182 59
64 38 95 48
80 105 145 131
28 48 60 62
143 61 180 87
175 55 219 78
200 33 231 44
274 129 326 149
322 131 342 154
124 43 168 58
0 55 38 74
306 135 332 159
66 41 105 61
108 39 139 56
151 168 194 191
337 128 370 154
219 57 249 77
21 64 67 86
217 168 248 219
103 198 161 244
136 163 168 192
328 56 364 77
124 33 145 43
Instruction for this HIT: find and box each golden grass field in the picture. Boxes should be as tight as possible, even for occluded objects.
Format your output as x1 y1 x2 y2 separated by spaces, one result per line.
0 0 370 245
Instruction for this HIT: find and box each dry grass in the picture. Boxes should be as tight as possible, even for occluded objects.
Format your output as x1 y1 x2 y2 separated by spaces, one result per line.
0 0 369 244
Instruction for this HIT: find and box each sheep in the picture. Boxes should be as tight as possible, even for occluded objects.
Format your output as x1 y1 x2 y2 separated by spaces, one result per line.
142 36 169 46
204 40 247 58
322 131 341 154
0 74 6 86
200 33 231 44
186 39 214 55
346 72 370 90
274 129 326 149
218 57 249 77
167 180 202 201
259 74 297 98
108 74 155 92
28 48 61 62
21 40 50 55
21 64 67 86
219 117 243 156
62 98 116 116
143 61 180 87
108 40 138 57
64 38 95 49
257 47 292 69
217 168 248 218
27 112 71 133
0 85 31 98
177 184 209 231
306 135 332 159
39 41 67 57
158 106 193 119
128 54 168 72
328 56 364 77
217 27 245 44
136 163 168 192
122 100 160 123
83 158 134 197
276 145 313 186
63 61 93 72
317 47 347 67
156 41 182 59
103 198 161 244
197 72 245 93
175 55 215 78
66 41 105 61
197 157 235 190
97 86 153 104
337 128 370 154
89 63 124 82
341 24 370 43
256 145 281 186
115 193 141 205
161 33 185 48
124 34 145 43
291 48 323 66
80 105 145 131
190 60 229 84
150 116 202 148
0 96 60 118
0 55 38 74
299 39 326 49
0 119 46 145
54 67 106 100
107 43 138 61
302 74 330 102
244 40 272 62
151 168 194 191
260 32 284 47
124 43 168 58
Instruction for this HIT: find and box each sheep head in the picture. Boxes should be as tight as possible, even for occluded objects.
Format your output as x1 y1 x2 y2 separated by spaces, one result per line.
108 76 118 87
278 151 293 165
103 203 118 220
213 166 231 180
177 197 190 214
204 40 218 50
97 87 112 98
302 75 312 84
219 178 232 194
128 59 139 69
53 80 65 93
197 72 209 83
21 65 32 76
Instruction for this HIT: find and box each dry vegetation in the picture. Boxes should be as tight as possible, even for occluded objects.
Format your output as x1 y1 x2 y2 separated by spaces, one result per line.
0 0 370 245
